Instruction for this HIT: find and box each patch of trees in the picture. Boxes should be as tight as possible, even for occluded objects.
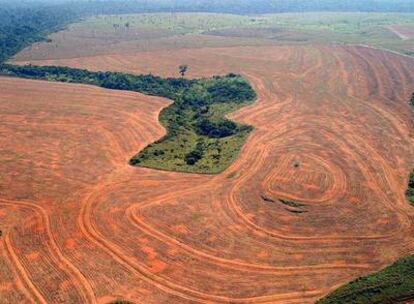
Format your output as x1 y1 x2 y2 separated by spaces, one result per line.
406 171 414 206
0 63 192 99
317 255 414 304
134 73 255 168
194 119 238 138
0 63 256 169
0 64 254 110
185 141 205 165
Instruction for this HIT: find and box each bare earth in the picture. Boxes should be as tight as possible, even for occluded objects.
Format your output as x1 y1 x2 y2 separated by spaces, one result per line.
1 44 414 303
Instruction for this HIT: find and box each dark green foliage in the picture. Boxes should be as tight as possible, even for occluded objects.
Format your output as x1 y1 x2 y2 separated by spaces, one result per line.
130 73 255 172
410 93 414 108
286 209 307 213
405 171 414 206
0 4 82 63
206 75 256 103
0 63 256 173
317 255 414 304
185 141 204 165
0 64 254 109
261 195 275 203
194 119 238 138
279 199 305 208
0 63 192 99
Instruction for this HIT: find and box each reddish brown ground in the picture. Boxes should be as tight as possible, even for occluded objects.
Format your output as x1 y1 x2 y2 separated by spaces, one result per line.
2 44 414 303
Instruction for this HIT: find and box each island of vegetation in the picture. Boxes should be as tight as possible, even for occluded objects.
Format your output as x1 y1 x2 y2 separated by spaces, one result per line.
0 63 256 173
317 255 414 304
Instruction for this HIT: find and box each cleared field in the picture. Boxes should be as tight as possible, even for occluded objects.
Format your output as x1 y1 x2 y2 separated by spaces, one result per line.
13 12 414 62
2 43 414 303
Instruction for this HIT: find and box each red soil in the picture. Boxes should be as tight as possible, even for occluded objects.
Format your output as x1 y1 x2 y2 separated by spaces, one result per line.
2 44 414 303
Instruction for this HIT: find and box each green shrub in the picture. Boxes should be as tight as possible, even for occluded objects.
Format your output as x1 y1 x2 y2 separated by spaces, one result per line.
406 170 414 206
317 255 414 304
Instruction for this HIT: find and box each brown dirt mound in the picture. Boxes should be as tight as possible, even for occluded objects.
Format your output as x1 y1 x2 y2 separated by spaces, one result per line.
2 44 414 303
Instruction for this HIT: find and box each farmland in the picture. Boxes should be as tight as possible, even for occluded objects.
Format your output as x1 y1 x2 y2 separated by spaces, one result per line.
2 9 414 304
14 12 414 61
2 42 414 303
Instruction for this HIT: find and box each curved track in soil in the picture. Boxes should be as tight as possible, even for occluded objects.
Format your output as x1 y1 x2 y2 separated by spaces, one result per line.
2 44 414 303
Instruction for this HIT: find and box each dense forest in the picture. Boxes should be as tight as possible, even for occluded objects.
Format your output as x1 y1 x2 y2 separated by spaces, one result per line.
0 3 81 62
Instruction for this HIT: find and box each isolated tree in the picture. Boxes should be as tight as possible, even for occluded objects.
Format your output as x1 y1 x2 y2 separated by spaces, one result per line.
179 65 188 78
